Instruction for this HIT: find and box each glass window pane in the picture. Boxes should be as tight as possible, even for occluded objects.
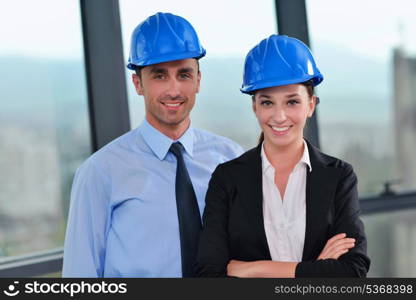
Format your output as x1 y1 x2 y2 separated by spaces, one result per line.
0 1 90 259
119 0 277 149
307 0 416 196
362 209 416 277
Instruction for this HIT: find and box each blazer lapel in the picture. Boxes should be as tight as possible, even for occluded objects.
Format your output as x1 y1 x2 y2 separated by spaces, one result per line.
235 141 343 261
237 144 272 259
302 141 341 260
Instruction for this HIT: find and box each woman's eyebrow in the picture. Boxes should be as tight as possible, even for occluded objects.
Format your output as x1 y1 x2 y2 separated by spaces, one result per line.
285 93 301 98
257 94 271 99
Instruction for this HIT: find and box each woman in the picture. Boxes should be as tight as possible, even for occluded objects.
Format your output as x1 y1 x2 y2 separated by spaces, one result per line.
196 35 370 277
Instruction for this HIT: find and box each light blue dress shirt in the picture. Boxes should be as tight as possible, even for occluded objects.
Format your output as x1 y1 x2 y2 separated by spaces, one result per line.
62 120 243 277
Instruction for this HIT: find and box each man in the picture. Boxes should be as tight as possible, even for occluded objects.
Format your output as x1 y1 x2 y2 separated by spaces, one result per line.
62 12 243 277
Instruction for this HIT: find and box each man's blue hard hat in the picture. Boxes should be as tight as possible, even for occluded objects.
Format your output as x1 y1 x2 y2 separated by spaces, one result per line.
241 34 323 94
127 12 206 69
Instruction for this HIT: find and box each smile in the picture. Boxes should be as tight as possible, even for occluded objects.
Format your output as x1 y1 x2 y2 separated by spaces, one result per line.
272 126 290 132
269 125 292 135
161 102 184 109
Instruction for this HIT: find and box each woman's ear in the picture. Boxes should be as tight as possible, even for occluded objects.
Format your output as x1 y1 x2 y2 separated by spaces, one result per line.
252 95 257 113
307 95 317 117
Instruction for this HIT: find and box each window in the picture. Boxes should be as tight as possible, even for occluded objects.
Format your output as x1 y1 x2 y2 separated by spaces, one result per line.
307 0 416 277
363 209 416 277
0 0 90 260
307 0 416 197
119 0 277 149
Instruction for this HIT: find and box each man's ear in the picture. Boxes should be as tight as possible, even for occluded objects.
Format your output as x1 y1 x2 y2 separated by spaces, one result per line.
196 71 201 93
132 74 144 95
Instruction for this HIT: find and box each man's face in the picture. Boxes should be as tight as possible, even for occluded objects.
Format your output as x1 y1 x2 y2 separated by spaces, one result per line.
132 59 201 135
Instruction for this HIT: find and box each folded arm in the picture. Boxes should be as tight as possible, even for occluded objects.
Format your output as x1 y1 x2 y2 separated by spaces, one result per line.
227 233 355 278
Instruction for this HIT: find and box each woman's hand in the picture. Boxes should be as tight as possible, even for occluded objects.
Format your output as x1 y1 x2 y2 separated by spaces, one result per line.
227 260 253 277
317 233 355 260
227 260 298 278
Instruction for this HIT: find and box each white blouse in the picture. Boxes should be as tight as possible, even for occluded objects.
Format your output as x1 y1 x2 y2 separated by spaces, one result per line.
261 140 311 262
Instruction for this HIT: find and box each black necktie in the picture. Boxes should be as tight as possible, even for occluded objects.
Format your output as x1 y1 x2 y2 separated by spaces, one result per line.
169 142 202 277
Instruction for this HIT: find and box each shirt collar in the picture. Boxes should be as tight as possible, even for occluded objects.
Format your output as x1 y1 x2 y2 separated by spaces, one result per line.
261 139 312 174
139 119 194 160
261 143 274 175
301 139 312 172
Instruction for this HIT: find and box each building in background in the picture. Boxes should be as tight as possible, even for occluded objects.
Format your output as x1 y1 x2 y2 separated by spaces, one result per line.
393 48 416 192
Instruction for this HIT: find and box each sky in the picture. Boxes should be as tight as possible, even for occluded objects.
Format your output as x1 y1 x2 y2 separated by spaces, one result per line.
0 0 83 59
1 0 415 60
307 0 416 60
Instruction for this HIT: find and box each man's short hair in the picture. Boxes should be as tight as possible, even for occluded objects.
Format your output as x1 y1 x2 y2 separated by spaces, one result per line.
134 65 145 77
133 58 201 78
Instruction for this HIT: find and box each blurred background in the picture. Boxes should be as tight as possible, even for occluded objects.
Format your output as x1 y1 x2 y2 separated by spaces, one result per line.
1 0 416 277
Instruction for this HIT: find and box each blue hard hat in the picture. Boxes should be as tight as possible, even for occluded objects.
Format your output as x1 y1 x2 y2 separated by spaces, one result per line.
127 12 206 69
241 34 323 94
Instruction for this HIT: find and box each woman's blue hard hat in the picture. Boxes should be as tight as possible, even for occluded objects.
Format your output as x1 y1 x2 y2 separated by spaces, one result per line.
241 34 323 94
127 12 206 69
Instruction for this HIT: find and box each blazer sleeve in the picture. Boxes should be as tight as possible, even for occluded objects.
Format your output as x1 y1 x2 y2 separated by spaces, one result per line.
295 163 370 277
196 165 231 277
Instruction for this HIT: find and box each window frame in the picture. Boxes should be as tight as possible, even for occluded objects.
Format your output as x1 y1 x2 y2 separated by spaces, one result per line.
0 0 129 277
1 0 415 277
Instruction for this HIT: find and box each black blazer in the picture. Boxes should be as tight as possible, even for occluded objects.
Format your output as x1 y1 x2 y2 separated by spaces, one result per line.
196 141 370 277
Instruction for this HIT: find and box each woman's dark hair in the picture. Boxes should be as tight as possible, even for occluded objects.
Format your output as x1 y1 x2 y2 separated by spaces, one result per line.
255 80 315 145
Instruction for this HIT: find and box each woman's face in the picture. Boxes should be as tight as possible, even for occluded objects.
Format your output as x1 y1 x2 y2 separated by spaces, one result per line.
252 84 316 150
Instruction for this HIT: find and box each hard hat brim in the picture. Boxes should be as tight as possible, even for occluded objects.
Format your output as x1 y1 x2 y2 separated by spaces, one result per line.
240 74 323 94
127 50 206 70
